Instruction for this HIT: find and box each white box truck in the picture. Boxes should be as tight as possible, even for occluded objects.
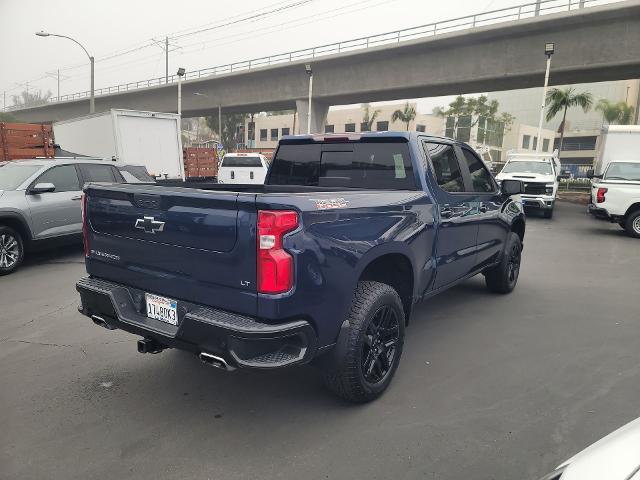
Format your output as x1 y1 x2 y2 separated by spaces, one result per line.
53 109 184 179
593 125 640 176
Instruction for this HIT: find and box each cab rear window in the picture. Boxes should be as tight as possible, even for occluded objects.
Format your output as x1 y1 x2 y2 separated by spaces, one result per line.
268 142 415 190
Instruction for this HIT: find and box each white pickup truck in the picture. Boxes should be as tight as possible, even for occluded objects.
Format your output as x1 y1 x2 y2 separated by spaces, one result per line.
496 152 564 219
588 160 640 238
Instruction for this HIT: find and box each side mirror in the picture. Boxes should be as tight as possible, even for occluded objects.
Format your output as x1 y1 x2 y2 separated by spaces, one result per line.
501 179 525 195
29 182 56 194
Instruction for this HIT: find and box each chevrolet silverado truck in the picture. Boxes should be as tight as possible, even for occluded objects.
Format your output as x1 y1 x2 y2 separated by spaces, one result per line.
76 132 526 402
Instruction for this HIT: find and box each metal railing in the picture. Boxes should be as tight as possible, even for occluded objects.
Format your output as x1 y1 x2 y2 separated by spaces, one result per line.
7 0 619 110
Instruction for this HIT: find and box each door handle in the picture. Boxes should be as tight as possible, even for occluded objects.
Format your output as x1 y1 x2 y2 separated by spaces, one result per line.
71 195 82 201
440 207 454 219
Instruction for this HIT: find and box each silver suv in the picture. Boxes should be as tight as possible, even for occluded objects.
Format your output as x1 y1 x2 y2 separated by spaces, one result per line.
0 159 154 275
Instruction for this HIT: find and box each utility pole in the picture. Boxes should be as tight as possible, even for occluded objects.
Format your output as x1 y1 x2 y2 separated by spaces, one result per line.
57 69 60 99
165 36 169 84
218 105 222 144
305 64 313 134
536 43 555 153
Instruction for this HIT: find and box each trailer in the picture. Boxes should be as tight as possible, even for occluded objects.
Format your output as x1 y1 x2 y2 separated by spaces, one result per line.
0 122 55 161
53 109 184 179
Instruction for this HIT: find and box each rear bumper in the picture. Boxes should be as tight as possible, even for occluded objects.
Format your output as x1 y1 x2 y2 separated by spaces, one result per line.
76 276 317 369
587 203 622 222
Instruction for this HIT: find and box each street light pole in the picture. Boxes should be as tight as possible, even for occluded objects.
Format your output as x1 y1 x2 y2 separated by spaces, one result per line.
35 31 95 113
176 67 185 116
305 64 313 134
536 42 554 153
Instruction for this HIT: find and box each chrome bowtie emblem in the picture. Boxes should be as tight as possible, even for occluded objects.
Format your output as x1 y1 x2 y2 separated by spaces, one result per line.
135 216 165 234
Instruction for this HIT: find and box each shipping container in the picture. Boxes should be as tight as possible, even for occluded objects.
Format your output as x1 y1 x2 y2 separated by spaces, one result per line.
0 122 55 161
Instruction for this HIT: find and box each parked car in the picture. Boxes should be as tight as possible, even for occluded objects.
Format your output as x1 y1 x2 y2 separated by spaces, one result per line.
587 160 640 238
496 152 565 218
76 132 526 402
217 153 269 184
538 416 640 480
0 159 154 275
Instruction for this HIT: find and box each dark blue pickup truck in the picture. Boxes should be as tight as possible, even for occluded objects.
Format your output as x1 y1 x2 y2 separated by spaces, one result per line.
76 132 526 402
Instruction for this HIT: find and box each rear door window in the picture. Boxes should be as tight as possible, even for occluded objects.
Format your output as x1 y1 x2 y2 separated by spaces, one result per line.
34 165 80 192
80 164 118 183
268 142 415 190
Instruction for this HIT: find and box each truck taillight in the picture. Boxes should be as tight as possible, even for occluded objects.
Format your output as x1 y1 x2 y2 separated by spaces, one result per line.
596 187 608 203
81 193 89 257
257 210 298 294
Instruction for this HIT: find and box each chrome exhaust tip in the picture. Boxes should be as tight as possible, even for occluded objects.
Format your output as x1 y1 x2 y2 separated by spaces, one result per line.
199 352 235 371
91 315 116 330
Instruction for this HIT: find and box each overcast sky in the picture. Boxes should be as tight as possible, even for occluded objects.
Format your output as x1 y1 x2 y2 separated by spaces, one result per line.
0 0 614 113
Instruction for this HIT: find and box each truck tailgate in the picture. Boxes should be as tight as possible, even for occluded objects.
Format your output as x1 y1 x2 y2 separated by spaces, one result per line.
84 184 258 316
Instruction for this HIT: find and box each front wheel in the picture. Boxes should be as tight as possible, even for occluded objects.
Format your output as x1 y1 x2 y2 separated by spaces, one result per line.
323 281 405 403
0 226 25 276
624 210 640 238
484 232 522 294
543 208 554 219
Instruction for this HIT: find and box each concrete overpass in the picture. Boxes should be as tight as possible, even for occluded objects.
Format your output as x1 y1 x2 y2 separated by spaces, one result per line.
10 0 640 132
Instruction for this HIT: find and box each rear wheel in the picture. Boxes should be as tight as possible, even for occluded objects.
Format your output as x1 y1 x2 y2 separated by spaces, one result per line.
323 281 405 403
484 232 522 294
624 210 640 238
0 226 24 276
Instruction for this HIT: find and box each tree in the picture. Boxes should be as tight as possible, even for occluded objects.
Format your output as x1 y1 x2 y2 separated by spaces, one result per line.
434 95 512 143
545 87 593 155
11 89 52 108
205 113 246 151
361 103 381 131
391 102 417 131
596 99 635 125
0 112 18 122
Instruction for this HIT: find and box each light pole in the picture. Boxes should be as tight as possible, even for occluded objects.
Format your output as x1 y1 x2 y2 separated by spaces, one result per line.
36 31 94 113
536 42 554 153
305 64 313 134
176 67 185 116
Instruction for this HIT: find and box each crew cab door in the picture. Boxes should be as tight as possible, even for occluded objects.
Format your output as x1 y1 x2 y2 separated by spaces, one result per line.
26 164 83 238
457 146 508 270
423 141 479 289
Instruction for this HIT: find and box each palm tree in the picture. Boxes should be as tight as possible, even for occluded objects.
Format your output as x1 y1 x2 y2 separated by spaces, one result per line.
596 99 622 124
545 87 593 155
595 99 635 125
391 102 417 131
361 103 381 131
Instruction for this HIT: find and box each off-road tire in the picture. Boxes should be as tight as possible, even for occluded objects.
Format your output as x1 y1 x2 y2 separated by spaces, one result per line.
484 232 522 294
323 281 405 403
543 208 554 219
0 226 24 276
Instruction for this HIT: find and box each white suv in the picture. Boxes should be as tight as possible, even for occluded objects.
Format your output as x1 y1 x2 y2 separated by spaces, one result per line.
496 153 563 219
588 160 640 238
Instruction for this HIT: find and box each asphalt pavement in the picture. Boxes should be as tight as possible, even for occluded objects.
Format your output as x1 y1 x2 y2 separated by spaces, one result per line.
1 201 639 480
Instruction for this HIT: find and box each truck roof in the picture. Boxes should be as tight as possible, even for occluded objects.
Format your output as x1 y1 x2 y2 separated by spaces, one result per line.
280 131 456 144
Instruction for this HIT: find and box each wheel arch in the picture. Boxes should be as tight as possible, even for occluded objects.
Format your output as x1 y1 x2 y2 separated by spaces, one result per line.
511 216 525 243
357 250 415 325
624 202 640 218
0 214 32 247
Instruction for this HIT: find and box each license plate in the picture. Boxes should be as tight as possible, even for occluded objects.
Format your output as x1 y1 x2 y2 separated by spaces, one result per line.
145 293 178 325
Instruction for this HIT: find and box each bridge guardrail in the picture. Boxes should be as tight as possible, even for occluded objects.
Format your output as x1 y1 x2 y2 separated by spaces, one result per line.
5 0 619 110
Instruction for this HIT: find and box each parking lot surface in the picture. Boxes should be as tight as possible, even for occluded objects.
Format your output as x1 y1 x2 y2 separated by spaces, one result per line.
1 201 639 480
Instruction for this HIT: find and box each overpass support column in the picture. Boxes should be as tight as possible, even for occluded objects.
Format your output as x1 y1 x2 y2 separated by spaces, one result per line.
295 99 328 135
